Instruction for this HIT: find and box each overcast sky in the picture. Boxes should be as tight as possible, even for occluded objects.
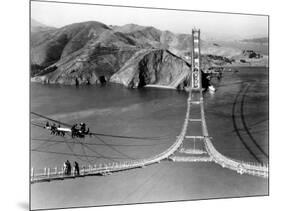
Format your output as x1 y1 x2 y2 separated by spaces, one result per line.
31 1 268 41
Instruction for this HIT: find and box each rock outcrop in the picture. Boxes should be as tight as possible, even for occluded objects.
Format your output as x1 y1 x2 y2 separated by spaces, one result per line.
110 49 191 89
242 50 262 59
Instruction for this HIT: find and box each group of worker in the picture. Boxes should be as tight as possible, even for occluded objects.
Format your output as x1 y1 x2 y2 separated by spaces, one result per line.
71 122 90 138
45 122 65 136
63 160 80 176
45 121 90 138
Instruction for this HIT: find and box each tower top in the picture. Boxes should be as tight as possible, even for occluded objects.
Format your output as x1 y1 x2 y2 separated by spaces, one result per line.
192 28 200 33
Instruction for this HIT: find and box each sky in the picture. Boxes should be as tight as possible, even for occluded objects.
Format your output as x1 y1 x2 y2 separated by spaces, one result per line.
31 0 268 41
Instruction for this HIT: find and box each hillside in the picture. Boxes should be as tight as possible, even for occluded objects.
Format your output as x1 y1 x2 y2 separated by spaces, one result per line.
31 20 194 88
30 19 268 88
110 49 191 88
242 37 268 44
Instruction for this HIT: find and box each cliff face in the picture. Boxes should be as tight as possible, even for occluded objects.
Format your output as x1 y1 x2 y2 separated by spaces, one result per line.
110 49 191 89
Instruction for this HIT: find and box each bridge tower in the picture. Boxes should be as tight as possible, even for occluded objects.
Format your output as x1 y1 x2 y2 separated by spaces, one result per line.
191 29 202 90
169 29 268 176
169 28 211 162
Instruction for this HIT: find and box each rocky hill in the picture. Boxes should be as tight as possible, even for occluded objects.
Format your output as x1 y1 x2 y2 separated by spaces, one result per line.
110 49 191 88
30 20 268 88
31 20 194 88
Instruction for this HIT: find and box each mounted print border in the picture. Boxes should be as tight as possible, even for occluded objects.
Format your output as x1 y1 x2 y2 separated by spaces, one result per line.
30 1 269 210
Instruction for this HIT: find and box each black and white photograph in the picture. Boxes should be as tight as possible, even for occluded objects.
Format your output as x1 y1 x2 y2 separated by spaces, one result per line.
29 0 269 210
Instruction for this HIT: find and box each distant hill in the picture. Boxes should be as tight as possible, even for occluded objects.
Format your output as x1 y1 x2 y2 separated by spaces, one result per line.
241 37 268 44
113 24 192 51
31 18 56 33
112 23 148 33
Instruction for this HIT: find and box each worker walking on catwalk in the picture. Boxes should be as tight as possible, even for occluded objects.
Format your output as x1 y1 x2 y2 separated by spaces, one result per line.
74 161 80 176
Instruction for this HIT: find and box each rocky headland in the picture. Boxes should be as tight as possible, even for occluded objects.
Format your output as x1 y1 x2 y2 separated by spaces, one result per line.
30 19 268 89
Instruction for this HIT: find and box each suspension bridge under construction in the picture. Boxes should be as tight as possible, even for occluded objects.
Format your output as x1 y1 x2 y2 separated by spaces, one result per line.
30 29 269 184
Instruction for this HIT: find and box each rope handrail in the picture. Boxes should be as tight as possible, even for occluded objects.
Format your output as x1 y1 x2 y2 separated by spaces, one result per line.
31 103 190 183
204 138 268 175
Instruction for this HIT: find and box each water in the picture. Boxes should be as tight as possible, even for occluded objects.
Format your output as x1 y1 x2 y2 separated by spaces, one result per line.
31 83 187 168
31 67 268 210
205 66 268 163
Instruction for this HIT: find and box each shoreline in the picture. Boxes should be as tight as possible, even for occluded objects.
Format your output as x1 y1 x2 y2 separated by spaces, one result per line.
144 84 176 90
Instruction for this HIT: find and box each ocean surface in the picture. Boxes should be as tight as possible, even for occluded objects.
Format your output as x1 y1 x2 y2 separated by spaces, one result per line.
31 66 269 210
